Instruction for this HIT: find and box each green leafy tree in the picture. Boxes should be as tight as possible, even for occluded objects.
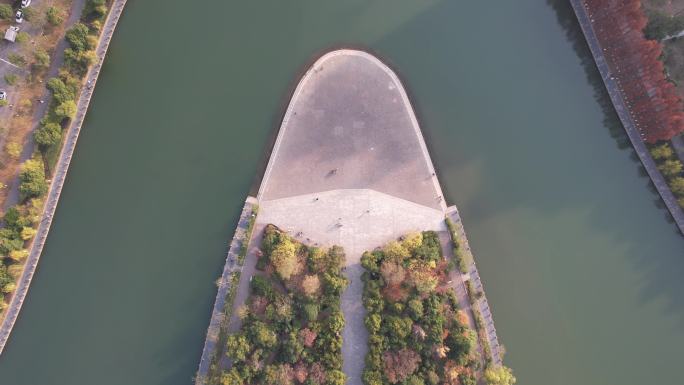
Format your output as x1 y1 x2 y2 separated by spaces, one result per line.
651 144 674 160
64 48 96 76
8 53 27 68
0 4 12 20
33 49 50 71
47 77 75 104
15 32 30 44
34 122 62 147
54 100 77 119
671 176 684 196
225 334 251 361
19 158 47 200
66 23 91 51
21 6 35 21
85 0 107 20
248 321 277 350
658 159 683 178
270 237 300 280
326 370 346 385
46 6 64 26
484 366 516 385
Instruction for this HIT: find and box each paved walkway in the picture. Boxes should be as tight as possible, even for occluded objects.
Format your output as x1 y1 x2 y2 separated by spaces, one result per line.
195 197 257 384
570 0 684 235
446 206 502 366
0 0 128 356
4 0 90 208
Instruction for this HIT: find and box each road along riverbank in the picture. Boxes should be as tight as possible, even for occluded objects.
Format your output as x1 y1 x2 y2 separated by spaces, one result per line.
0 0 128 356
197 49 510 385
195 197 258 384
570 0 684 235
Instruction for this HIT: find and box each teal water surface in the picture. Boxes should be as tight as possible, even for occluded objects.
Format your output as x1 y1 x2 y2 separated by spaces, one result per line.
0 1 682 384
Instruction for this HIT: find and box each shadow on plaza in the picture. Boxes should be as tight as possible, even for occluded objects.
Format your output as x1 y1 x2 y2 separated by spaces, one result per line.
547 0 684 326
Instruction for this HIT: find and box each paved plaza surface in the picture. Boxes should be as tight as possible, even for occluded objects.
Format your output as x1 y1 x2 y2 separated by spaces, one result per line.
254 50 448 385
258 50 445 212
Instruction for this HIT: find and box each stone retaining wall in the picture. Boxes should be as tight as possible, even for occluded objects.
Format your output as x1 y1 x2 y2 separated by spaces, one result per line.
570 0 684 235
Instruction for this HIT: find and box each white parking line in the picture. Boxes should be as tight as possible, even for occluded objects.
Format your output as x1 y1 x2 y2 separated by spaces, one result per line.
0 58 21 70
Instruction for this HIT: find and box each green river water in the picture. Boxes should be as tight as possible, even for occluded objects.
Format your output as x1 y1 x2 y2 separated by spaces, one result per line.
0 0 683 384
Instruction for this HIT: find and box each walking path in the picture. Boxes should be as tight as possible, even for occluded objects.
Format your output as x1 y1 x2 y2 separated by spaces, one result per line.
446 206 502 366
195 197 257 384
570 0 684 235
0 0 128 355
4 0 89 208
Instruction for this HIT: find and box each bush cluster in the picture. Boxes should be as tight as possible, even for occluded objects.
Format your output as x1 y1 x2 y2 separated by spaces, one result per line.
219 224 348 385
650 143 684 208
361 231 479 385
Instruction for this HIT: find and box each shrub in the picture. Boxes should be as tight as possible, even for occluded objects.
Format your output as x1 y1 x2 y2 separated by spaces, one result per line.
0 4 12 20
46 6 64 26
4 74 17 86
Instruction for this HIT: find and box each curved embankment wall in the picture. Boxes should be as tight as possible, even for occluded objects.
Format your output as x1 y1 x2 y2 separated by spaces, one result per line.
570 0 684 234
0 0 129 355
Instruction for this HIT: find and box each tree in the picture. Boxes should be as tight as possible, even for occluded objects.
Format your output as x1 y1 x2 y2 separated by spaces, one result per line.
671 177 684 196
86 0 107 20
15 32 30 44
651 143 674 160
66 23 91 52
33 49 50 71
298 327 317 347
0 4 12 20
225 334 251 361
301 274 320 297
19 158 47 200
220 368 243 385
9 249 29 261
658 159 683 178
5 142 21 159
47 77 75 104
644 10 684 40
384 316 413 345
46 6 64 26
270 237 300 280
325 370 346 385
21 6 35 21
401 232 423 252
249 321 277 349
4 74 17 86
484 366 516 385
8 53 27 68
34 122 62 147
55 100 77 119
380 261 405 286
64 48 96 76
20 226 37 240
382 348 421 384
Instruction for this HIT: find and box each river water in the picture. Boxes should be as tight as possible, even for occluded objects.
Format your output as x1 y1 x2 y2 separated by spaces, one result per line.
0 1 682 384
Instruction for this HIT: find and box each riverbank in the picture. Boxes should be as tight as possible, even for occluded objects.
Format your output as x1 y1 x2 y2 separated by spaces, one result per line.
195 197 257 385
0 0 127 355
570 0 684 234
446 207 502 366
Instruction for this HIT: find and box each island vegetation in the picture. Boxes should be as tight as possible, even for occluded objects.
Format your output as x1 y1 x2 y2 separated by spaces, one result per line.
219 224 348 385
360 231 480 385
